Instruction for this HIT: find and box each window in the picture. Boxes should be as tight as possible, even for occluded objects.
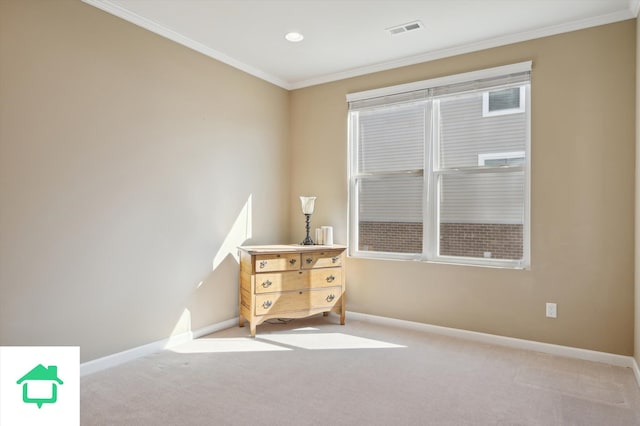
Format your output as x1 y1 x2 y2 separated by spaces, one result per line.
482 86 525 117
478 151 525 166
347 62 531 268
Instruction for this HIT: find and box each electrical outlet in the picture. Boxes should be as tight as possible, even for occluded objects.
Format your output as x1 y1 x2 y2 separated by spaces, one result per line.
546 302 557 318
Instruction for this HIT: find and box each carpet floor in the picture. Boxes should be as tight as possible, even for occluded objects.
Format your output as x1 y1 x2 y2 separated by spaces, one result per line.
81 315 640 425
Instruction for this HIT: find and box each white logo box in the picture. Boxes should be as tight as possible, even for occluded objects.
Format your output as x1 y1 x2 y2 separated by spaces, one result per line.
0 346 79 426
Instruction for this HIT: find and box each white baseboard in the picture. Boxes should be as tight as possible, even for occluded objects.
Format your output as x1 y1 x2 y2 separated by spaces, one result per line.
347 311 637 371
80 318 237 376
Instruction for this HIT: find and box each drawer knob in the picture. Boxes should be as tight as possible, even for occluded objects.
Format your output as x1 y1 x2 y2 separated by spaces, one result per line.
262 300 272 309
262 280 272 288
332 256 339 263
259 261 267 269
326 275 335 283
326 294 335 302
306 257 313 264
289 258 297 265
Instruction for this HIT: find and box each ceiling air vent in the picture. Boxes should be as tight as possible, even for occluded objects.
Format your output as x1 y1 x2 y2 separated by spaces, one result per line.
386 20 424 36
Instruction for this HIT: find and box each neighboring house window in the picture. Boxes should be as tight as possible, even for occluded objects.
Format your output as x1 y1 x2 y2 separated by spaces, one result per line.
478 151 525 166
347 62 531 268
482 86 525 117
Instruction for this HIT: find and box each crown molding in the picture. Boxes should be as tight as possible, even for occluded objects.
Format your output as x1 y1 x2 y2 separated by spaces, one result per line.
81 0 292 89
290 9 635 89
83 0 634 91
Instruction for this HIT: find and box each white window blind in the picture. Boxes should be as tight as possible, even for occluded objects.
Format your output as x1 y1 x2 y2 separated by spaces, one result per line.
357 102 425 173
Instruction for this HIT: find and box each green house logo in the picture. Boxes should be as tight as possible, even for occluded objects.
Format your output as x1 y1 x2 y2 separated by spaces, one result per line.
16 364 64 408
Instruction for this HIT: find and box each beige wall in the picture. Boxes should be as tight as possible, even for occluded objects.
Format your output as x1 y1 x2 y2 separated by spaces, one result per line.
291 20 636 355
0 0 290 362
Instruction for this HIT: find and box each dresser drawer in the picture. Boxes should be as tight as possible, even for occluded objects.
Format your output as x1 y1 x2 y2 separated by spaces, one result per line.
255 287 342 316
255 268 342 294
255 271 304 294
309 267 342 288
301 251 343 269
255 253 300 272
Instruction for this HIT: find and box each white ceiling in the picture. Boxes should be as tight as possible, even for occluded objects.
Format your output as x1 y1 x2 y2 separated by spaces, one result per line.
84 0 639 90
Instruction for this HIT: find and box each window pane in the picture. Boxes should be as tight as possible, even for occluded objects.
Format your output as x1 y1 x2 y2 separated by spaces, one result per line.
358 103 425 173
488 87 520 112
439 92 526 169
439 172 523 260
483 157 524 166
358 175 423 253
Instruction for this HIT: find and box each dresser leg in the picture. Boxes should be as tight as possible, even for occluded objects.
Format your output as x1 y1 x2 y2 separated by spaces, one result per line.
239 315 245 327
323 311 329 317
340 310 345 325
250 323 257 337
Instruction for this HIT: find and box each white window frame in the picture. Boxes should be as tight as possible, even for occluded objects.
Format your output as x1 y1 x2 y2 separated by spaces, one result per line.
482 86 526 117
347 62 531 269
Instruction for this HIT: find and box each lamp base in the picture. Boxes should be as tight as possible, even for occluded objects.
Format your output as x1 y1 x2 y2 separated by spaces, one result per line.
301 213 314 245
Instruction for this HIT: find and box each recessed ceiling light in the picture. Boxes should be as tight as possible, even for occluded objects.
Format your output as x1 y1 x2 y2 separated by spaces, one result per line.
285 32 304 42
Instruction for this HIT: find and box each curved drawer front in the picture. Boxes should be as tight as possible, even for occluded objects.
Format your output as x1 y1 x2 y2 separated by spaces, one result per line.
254 253 300 272
301 251 343 269
255 268 342 294
255 287 342 316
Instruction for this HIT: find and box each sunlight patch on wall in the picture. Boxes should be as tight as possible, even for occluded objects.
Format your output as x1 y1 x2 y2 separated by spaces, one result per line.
167 308 193 342
211 194 253 273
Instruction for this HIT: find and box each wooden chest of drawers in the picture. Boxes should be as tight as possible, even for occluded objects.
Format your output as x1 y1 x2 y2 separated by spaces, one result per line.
238 244 346 337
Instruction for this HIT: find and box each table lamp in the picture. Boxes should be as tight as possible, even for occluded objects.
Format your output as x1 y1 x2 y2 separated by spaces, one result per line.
300 196 316 245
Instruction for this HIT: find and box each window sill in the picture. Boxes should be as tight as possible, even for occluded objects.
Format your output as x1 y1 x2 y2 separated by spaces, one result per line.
348 250 529 270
